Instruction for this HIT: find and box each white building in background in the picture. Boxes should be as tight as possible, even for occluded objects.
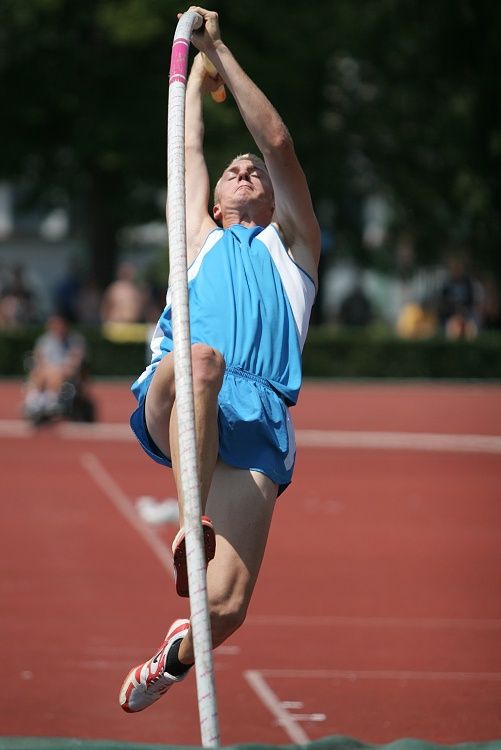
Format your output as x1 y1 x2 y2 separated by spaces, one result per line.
0 182 168 321
0 182 82 317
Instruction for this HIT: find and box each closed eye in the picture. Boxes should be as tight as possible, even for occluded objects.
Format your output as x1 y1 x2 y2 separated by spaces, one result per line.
224 167 265 182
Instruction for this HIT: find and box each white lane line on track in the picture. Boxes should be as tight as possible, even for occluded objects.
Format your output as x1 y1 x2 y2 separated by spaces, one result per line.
2 419 501 454
63 422 132 440
244 670 310 745
255 668 501 681
0 419 33 437
80 452 175 580
298 429 501 453
245 664 501 743
246 615 501 630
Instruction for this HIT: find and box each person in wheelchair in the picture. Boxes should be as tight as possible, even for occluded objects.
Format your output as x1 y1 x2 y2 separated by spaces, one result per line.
23 312 96 424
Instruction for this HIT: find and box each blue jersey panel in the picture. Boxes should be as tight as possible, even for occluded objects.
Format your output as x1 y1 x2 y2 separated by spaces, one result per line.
130 223 315 489
133 224 311 406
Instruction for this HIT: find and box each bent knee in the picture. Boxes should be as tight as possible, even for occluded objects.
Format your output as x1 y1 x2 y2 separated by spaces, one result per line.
146 355 176 411
209 597 247 647
191 344 225 393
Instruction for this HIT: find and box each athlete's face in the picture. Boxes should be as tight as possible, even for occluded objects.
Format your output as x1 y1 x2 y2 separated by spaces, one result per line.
214 159 274 220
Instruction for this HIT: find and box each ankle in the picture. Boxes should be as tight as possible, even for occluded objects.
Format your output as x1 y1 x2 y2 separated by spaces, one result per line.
165 638 193 677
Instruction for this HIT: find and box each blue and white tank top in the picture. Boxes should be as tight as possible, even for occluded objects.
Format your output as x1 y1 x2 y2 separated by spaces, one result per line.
132 223 316 406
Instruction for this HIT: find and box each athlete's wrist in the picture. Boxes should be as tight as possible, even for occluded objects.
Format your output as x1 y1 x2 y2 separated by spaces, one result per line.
209 40 228 64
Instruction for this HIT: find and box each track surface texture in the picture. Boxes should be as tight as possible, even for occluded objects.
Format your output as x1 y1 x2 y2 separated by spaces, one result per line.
1 379 500 746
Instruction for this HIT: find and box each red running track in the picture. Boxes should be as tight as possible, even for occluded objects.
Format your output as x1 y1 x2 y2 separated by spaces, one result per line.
1 380 501 745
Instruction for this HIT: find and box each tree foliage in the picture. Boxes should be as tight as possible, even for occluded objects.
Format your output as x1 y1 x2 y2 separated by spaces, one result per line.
1 0 500 283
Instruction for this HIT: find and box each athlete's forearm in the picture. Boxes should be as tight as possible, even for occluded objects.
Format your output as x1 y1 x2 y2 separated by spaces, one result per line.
181 54 214 250
185 62 206 153
208 42 291 156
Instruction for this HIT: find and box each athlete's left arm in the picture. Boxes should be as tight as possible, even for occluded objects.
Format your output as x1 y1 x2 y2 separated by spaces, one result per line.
188 10 320 280
264 132 321 284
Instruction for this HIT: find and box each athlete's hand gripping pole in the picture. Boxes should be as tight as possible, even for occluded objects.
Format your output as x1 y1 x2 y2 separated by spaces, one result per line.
201 53 226 102
168 10 220 747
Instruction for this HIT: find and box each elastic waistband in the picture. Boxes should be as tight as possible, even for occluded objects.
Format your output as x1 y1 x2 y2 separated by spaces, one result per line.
225 366 291 405
225 365 272 388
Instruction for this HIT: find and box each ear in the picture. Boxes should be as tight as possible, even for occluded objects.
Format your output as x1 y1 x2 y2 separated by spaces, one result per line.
213 203 222 222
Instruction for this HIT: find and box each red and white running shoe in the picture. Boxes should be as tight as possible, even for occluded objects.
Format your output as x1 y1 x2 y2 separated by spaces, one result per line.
119 618 190 713
172 515 216 597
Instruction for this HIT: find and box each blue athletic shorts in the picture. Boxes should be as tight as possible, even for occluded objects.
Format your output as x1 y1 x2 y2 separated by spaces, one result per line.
130 364 296 495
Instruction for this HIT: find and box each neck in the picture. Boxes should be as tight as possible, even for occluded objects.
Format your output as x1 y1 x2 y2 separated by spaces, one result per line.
221 208 270 229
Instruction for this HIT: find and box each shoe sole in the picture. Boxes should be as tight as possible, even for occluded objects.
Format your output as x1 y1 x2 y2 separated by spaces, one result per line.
119 666 140 713
172 516 216 597
119 618 190 713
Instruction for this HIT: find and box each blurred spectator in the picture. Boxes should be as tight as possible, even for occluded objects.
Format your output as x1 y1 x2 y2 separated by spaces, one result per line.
338 282 373 328
438 255 479 340
396 299 438 339
477 274 501 331
144 278 165 325
52 259 83 323
0 262 8 297
75 275 102 326
0 264 39 328
100 261 146 324
23 313 92 424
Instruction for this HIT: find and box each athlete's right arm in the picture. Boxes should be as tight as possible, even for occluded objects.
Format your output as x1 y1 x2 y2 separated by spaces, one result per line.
182 53 218 263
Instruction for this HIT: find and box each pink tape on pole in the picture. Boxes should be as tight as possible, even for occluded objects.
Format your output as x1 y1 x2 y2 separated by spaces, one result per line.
170 38 190 85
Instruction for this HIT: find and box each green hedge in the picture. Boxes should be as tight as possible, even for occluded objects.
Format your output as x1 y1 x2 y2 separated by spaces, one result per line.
1 326 500 379
0 326 146 378
302 328 501 379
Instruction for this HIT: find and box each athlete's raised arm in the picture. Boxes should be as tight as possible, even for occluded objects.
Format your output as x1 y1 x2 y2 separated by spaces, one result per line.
180 52 219 263
189 6 321 283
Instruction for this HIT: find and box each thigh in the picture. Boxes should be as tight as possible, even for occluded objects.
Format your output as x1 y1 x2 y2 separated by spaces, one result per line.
205 460 278 611
32 363 63 390
144 353 176 459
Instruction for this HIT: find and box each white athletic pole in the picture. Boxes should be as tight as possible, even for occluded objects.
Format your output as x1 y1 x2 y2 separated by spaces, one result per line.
167 11 220 747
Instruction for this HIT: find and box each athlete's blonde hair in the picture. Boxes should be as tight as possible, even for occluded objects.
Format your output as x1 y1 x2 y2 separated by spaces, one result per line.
213 153 272 204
